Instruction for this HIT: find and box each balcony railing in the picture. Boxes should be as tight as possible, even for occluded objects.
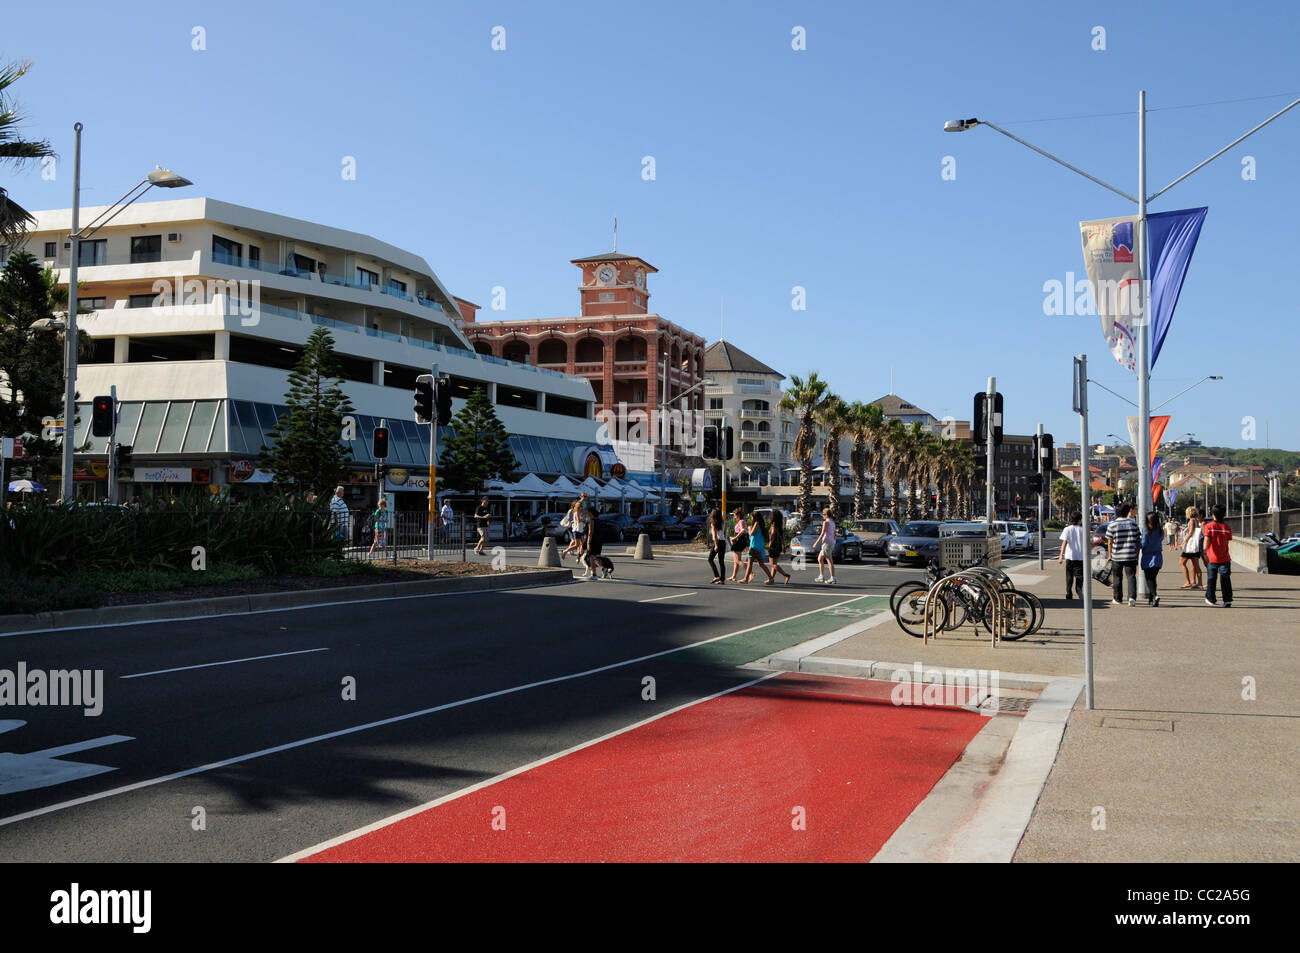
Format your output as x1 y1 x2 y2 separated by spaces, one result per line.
739 407 773 418
740 451 774 462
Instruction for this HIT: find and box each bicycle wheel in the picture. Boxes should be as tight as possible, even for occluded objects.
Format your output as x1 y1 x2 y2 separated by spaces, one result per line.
982 591 1034 640
896 587 948 638
943 592 971 630
890 580 928 616
1020 591 1045 634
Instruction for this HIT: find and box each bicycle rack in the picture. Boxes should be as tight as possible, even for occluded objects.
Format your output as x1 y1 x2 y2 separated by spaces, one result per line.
923 570 1006 647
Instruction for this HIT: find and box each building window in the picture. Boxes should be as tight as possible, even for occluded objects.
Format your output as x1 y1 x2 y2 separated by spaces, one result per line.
128 293 160 309
708 398 723 410
79 297 107 311
292 253 315 274
737 377 764 386
388 277 407 293
357 267 379 287
634 295 642 306
44 242 57 258
77 240 107 266
130 235 162 263
599 292 614 302
248 245 260 267
212 235 242 265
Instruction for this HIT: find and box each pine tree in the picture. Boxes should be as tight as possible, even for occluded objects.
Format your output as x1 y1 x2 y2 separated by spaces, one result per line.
437 386 518 494
0 249 75 482
262 326 355 496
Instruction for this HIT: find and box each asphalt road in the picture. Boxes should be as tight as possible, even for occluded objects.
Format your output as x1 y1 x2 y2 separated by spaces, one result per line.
0 541 1053 862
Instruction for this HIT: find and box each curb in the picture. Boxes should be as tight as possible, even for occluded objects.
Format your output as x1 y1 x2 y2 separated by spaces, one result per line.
0 568 574 636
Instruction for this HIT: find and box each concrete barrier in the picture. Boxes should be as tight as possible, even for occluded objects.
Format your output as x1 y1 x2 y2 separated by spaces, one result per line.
538 537 561 567
633 533 654 560
1229 537 1269 573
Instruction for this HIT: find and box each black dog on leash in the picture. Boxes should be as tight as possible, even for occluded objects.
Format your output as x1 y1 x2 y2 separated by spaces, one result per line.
586 554 615 578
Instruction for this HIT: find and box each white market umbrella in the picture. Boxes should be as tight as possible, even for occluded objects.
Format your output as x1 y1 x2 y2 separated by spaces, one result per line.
7 480 43 492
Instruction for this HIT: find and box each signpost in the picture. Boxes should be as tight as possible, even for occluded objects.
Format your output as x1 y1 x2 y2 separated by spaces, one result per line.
1074 355 1096 710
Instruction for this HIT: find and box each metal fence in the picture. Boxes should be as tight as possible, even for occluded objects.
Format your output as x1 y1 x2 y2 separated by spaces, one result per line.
336 509 469 563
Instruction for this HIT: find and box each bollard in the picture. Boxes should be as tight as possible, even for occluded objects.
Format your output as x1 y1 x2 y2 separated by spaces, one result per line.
633 533 654 560
538 536 562 567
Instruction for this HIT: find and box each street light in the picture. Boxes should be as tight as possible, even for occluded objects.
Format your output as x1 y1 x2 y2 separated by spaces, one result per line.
946 93 1299 596
1152 376 1223 412
658 375 714 515
60 121 193 499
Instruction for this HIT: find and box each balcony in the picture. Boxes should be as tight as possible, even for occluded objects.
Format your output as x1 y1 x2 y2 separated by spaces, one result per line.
741 451 774 463
739 407 773 419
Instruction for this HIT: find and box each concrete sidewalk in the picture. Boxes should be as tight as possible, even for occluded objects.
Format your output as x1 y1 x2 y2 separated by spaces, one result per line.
775 555 1300 862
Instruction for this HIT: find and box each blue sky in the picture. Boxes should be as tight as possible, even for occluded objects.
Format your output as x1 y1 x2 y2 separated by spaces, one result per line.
4 0 1299 450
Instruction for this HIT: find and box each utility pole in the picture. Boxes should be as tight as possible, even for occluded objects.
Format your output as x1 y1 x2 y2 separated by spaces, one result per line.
426 363 439 561
1074 355 1096 710
1037 421 1044 571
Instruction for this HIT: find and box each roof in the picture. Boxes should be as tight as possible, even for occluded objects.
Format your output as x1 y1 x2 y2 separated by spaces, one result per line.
704 340 782 377
870 394 935 419
569 252 658 271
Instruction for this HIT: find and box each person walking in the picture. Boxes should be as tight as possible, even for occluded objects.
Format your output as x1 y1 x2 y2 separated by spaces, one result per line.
1104 501 1141 606
368 496 390 557
767 510 792 584
727 508 749 582
813 507 837 585
1202 503 1234 608
329 486 351 543
1057 510 1085 600
1179 506 1204 589
560 498 586 560
439 498 454 542
741 511 776 584
582 505 604 580
473 496 491 555
1164 514 1178 549
707 508 727 585
1139 511 1163 606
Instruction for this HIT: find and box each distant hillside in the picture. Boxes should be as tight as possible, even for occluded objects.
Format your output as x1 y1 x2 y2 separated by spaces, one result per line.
1190 447 1300 471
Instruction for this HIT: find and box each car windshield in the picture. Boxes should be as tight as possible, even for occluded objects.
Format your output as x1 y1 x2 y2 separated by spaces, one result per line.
899 522 940 537
1011 523 1028 531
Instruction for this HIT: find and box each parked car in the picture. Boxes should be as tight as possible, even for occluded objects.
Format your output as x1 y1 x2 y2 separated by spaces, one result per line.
989 520 1018 552
634 513 690 540
789 522 863 563
1009 521 1034 551
886 520 943 566
679 514 709 538
596 512 638 542
851 518 901 556
525 512 571 540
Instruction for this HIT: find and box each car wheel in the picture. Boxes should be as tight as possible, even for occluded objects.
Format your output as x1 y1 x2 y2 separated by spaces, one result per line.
888 558 897 566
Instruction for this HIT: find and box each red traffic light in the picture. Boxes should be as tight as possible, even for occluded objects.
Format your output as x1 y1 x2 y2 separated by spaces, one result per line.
92 395 115 438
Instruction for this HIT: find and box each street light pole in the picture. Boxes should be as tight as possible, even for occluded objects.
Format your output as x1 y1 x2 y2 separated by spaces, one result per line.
61 123 83 500
1136 91 1152 597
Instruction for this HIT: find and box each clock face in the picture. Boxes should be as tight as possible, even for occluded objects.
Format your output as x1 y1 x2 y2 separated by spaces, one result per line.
597 265 616 285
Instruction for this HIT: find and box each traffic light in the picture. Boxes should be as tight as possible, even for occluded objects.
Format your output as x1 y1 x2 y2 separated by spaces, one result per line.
372 425 389 460
973 392 1004 447
114 444 132 468
722 426 735 461
1038 432 1054 468
414 375 434 424
92 395 114 437
702 425 719 459
435 379 453 426
1028 472 1043 492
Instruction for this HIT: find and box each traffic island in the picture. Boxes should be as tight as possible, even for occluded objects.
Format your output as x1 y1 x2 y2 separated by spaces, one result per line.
0 563 573 634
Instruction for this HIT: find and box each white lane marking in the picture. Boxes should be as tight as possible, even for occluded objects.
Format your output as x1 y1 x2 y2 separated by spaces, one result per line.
0 592 862 829
638 592 693 603
0 729 135 796
277 670 783 862
121 647 329 679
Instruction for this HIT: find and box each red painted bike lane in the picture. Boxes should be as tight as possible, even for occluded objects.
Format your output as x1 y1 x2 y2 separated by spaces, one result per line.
297 674 987 863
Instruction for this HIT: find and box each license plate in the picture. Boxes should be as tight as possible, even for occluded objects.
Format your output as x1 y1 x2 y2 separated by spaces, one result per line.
905 550 918 557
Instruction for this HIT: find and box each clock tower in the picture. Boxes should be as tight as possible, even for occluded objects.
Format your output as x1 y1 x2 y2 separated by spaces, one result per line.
571 252 656 317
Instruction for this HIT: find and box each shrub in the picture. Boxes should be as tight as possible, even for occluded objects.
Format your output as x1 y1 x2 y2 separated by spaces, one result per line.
0 577 103 615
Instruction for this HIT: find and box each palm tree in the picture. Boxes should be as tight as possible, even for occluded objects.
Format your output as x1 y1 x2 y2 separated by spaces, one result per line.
1 61 56 249
903 423 932 521
862 402 888 517
779 372 832 523
818 395 849 520
882 418 908 522
846 401 873 520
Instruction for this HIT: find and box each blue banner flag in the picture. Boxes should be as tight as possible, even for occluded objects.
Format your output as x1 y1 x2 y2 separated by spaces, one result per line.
1147 207 1208 369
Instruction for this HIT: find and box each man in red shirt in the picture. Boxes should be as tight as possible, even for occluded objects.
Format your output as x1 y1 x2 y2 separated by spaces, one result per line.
1201 504 1234 607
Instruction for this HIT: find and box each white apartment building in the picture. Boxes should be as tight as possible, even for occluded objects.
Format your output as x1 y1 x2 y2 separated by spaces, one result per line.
12 198 601 503
703 341 797 486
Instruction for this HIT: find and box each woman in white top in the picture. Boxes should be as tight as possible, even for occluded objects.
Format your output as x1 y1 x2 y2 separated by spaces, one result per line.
1178 506 1204 590
814 508 837 585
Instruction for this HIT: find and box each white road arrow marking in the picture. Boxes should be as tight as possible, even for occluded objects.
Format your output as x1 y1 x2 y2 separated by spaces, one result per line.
0 721 134 796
